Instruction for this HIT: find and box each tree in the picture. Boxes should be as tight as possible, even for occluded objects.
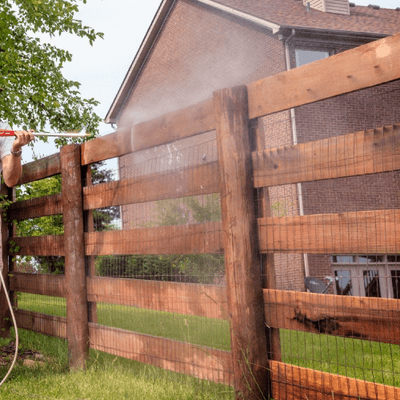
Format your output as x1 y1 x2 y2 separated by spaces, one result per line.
0 0 103 141
91 162 120 231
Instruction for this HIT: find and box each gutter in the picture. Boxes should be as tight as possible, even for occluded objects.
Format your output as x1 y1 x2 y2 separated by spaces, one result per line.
284 29 310 279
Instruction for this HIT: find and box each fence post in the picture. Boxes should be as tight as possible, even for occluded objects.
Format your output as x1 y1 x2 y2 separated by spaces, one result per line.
61 144 88 370
0 185 12 338
214 85 270 399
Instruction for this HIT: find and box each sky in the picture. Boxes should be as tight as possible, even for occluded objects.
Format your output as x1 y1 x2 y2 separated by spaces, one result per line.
25 0 400 163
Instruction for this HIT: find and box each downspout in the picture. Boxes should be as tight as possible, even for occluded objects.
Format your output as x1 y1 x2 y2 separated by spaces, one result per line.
284 29 310 278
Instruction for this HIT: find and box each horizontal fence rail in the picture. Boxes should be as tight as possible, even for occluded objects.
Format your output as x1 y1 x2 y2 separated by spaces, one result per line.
253 124 400 188
264 290 400 345
18 153 61 185
269 361 400 400
83 161 220 210
88 323 232 385
258 209 400 254
85 222 223 256
86 277 227 319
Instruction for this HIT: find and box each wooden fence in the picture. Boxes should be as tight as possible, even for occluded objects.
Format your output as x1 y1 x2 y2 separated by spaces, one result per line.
1 32 400 399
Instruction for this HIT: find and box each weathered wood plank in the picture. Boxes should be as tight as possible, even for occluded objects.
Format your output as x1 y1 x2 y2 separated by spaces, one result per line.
9 235 64 256
61 144 88 370
253 124 400 187
248 33 400 119
83 161 220 210
10 272 65 297
264 289 400 345
9 193 62 221
270 360 400 400
15 310 67 339
18 154 61 185
80 129 132 166
214 86 269 399
85 222 223 256
89 323 232 386
87 277 227 320
81 98 215 165
258 209 400 254
130 98 215 153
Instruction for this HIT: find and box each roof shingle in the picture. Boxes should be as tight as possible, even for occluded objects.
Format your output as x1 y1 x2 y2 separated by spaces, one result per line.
213 0 400 36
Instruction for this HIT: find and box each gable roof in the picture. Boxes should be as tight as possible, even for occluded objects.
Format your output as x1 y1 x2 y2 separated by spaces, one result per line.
105 0 400 124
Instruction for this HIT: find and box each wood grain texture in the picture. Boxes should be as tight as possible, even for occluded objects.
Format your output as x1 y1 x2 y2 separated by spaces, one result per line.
214 86 269 399
15 310 67 339
270 360 400 400
264 289 400 345
61 144 88 370
10 272 65 297
258 209 400 254
87 277 227 320
18 153 61 185
130 98 215 153
89 323 232 386
85 222 223 256
253 124 400 188
10 235 64 256
248 33 400 119
83 161 220 210
80 128 132 165
9 193 62 221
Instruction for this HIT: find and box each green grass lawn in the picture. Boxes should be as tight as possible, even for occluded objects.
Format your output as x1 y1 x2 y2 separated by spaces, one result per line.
17 293 231 350
281 329 400 387
0 329 235 400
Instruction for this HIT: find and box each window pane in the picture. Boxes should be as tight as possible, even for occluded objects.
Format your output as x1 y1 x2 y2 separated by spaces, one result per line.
334 270 352 296
332 255 355 264
387 255 400 263
359 255 384 264
391 270 400 299
363 270 381 297
295 49 329 67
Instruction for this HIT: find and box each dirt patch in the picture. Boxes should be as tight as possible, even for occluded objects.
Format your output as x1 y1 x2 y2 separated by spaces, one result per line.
0 342 45 367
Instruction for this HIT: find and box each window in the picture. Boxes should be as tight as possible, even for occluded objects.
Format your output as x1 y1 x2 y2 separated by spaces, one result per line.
334 270 352 296
391 270 400 299
295 49 329 67
363 270 381 298
332 255 400 298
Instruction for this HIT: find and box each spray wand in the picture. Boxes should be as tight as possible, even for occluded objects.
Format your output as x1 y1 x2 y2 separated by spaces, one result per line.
0 130 91 138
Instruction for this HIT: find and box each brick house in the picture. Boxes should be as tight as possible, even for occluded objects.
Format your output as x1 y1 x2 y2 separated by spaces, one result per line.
105 0 400 297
